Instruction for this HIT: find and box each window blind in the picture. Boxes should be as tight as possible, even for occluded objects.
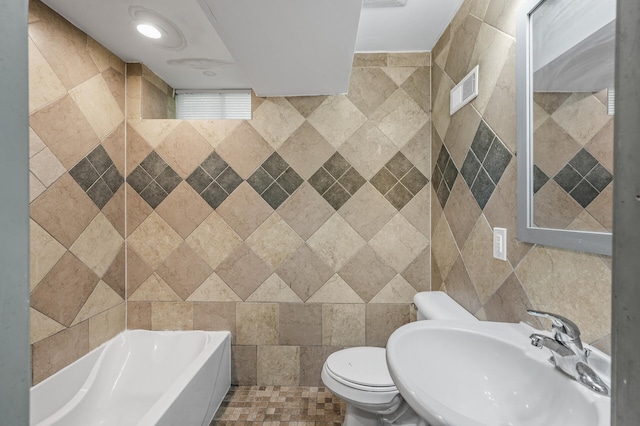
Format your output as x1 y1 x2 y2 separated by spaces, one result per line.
175 90 252 120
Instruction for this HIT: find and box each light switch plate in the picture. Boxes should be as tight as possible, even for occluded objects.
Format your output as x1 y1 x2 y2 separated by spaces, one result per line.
493 227 507 261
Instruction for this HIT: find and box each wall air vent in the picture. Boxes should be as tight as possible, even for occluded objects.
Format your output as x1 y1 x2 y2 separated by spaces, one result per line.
175 89 251 120
450 65 479 115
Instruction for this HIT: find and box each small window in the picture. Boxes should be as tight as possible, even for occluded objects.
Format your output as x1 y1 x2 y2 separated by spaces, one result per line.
175 89 252 120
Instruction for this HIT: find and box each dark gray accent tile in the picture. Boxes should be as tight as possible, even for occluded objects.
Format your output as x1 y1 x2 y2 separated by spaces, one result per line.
186 167 213 194
585 164 613 192
218 167 243 194
323 152 350 179
262 182 289 209
470 168 496 210
460 152 481 188
140 151 167 179
471 120 495 162
370 167 397 195
569 149 598 176
338 168 365 195
431 168 443 192
262 152 289 179
86 178 113 209
103 165 124 193
484 139 512 184
247 167 274 195
442 159 458 190
533 165 549 194
570 180 599 208
386 183 413 210
385 152 413 179
436 179 451 208
140 180 168 209
201 152 228 179
324 183 351 210
70 158 100 191
126 166 152 194
401 167 428 196
309 168 334 195
156 166 181 194
277 168 303 195
554 164 582 193
436 146 450 171
87 145 113 175
201 182 228 209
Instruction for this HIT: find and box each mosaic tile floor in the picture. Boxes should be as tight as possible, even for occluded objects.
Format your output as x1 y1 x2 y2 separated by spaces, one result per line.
211 386 346 425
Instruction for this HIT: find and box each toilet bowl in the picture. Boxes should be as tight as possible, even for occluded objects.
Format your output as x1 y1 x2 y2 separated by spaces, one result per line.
321 291 477 426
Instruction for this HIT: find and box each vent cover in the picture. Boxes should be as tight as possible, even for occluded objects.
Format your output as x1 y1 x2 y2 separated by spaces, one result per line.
607 88 615 115
450 65 479 115
175 89 251 120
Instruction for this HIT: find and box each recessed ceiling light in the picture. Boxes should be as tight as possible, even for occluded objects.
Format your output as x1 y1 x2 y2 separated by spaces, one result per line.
136 23 162 39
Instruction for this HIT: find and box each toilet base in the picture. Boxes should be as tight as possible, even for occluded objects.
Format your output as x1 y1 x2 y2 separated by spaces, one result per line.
342 401 428 426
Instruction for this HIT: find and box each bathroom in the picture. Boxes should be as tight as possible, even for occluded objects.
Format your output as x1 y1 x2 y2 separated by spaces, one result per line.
1 0 639 424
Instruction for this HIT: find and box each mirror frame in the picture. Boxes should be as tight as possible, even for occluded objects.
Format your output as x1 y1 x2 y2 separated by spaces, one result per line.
516 0 613 256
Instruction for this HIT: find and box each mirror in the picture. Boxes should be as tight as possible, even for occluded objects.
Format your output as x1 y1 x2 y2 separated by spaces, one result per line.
516 0 615 255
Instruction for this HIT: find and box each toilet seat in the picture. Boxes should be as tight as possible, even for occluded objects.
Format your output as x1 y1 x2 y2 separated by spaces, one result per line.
325 347 397 392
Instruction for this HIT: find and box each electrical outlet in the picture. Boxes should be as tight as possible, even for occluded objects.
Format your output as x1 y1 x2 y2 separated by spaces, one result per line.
493 227 507 261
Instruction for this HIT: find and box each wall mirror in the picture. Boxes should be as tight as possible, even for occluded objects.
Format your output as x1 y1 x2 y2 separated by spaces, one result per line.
516 0 615 255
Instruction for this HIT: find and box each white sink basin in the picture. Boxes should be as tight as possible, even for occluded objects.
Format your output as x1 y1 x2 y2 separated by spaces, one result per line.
386 320 610 426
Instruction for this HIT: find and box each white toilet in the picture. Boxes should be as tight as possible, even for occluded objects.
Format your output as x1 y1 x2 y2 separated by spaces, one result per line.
321 291 477 426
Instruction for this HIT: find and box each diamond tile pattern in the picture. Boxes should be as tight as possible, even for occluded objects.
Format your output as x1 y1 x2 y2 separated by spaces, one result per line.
186 152 243 209
432 144 458 209
247 153 303 209
371 152 428 210
126 151 181 209
309 153 366 210
69 145 123 209
551 149 613 208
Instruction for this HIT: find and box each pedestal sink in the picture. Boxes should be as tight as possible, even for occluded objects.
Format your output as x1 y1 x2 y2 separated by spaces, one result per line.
386 320 610 426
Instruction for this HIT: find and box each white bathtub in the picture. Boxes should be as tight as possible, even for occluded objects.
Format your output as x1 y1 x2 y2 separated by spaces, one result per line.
30 330 231 426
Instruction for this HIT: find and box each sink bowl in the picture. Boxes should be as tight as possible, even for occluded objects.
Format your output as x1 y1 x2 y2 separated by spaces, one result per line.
386 320 610 426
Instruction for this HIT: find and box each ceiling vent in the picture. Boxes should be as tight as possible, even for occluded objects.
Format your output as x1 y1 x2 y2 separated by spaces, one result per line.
450 65 479 115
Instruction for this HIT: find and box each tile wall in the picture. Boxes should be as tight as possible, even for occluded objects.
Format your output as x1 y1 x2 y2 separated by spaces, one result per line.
430 0 611 352
125 52 431 385
127 63 176 120
28 0 126 383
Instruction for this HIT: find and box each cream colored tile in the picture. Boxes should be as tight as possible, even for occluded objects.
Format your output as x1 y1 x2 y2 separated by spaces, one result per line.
127 212 182 269
70 213 123 277
552 93 611 146
401 186 430 238
249 98 305 149
307 214 366 271
369 214 429 272
276 183 334 240
151 302 193 331
432 68 454 141
338 121 397 180
89 303 125 350
28 38 66 113
338 183 397 241
371 89 429 149
387 52 430 67
483 44 517 153
443 102 482 168
353 53 388 67
30 218 66 292
126 75 141 120
369 275 416 304
586 184 613 232
186 273 242 302
30 308 64 344
431 216 459 281
567 211 607 233
29 127 47 158
71 280 124 325
347 67 398 117
188 119 241 149
382 67 417 86
186 211 243 269
246 273 303 303
236 303 278 345
307 96 367 149
245 213 304 270
69 74 124 141
127 119 181 149
86 37 119 72
155 121 214 178
307 274 364 304
257 346 300 386
533 180 583 229
322 304 365 346
401 123 431 177
484 0 524 37
215 122 273 179
30 172 46 203
129 273 181 302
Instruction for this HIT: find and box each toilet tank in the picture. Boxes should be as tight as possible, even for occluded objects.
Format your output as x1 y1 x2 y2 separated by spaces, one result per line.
414 291 478 321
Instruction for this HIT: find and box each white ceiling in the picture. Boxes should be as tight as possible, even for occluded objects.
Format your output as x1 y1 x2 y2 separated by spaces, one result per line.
42 0 463 95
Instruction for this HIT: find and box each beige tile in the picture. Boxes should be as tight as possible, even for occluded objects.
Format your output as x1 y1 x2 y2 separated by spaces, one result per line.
591 335 611 355
431 216 459 281
126 75 142 119
338 183 396 241
127 302 151 330
232 346 257 385
30 218 66 292
29 96 100 169
246 213 304 270
187 120 242 149
515 246 611 342
300 346 345 387
257 346 300 386
370 89 429 149
483 273 542 328
353 53 388 67
307 214 366 271
534 92 572 115
156 121 214 178
444 178 482 247
552 93 611 146
586 183 613 232
483 43 517 153
322 304 365 346
127 119 181 149
69 74 124 141
86 37 120 72
236 303 279 345
30 173 99 248
249 98 305 149
585 119 614 173
285 95 327 118
401 186 430 238
369 275 416 304
369 214 429 272
216 122 273 179
186 211 243 269
193 302 236 337
125 246 153 297
88 303 125 350
129 273 181 302
156 183 212 239
450 0 491 33
216 182 273 239
365 304 409 346
156 243 213 300
127 212 183 269
69 213 123 277
533 119 581 177
533 180 583 229
307 96 367 149
401 67 431 112
278 122 335 179
431 67 454 141
461 216 513 304
279 304 322 346
187 273 242 302
381 67 417 86
276 183 334 240
443 102 482 168
216 244 272 300
29 127 47 158
125 124 153 172
276 244 334 302
338 246 396 302
125 183 153 236
30 308 64 344
32 322 89 385
402 122 431 177
246 273 303 303
433 25 451 70
444 14 483 83
30 172 46 203
338 121 397 180
306 274 364 304
567 211 608 233
388 52 430 67
431 252 443 291
71 280 123 325
484 0 524 37
102 184 125 237
28 38 66 113
347 68 398 117
151 302 194 331
401 248 431 292
443 256 481 315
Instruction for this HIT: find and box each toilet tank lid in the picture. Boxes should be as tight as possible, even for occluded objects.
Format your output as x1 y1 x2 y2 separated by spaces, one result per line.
413 291 478 321
325 347 395 388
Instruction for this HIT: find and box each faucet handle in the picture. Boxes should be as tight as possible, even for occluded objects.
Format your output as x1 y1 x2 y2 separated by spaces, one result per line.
527 310 581 341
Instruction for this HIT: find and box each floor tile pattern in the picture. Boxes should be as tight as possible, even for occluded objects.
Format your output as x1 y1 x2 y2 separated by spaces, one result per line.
212 386 345 426
127 151 181 208
432 144 458 209
69 145 123 209
187 152 244 209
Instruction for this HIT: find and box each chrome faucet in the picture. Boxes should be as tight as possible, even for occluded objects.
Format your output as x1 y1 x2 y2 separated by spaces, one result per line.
527 310 610 396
